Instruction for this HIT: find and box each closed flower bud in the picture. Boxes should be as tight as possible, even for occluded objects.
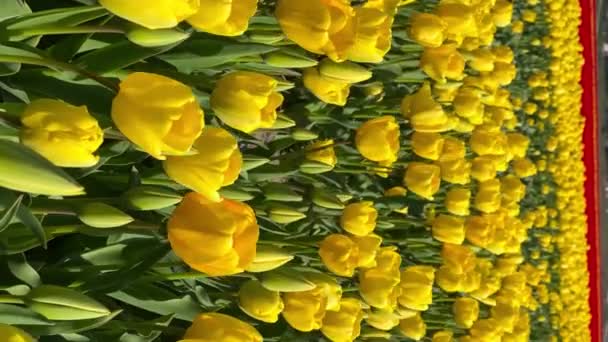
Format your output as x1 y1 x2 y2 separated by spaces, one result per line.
501 175 526 203
211 71 283 133
292 128 319 141
164 127 241 202
356 116 400 165
0 324 34 342
445 188 470 216
420 44 465 83
306 139 337 168
440 137 466 161
351 234 382 268
21 99 103 168
399 266 435 311
471 156 497 181
263 184 303 202
319 59 373 83
437 158 471 185
239 280 284 323
99 0 198 29
126 27 190 47
261 269 316 292
183 313 262 342
442 244 477 274
436 2 477 44
77 202 134 228
348 6 394 63
403 162 441 199
0 140 84 196
26 285 110 320
453 297 479 328
340 201 377 236
512 158 537 178
385 186 407 197
321 298 364 342
491 62 517 86
408 13 447 47
491 297 520 332
412 132 445 160
304 272 343 311
168 193 259 276
468 48 496 72
246 245 294 273
123 185 182 210
470 318 503 341
359 247 402 310
282 287 328 332
432 214 465 244
465 216 496 249
401 83 452 133
112 72 204 160
493 45 514 63
265 51 319 68
276 0 355 62
303 67 351 106
453 87 484 123
242 156 271 171
319 234 359 277
313 190 345 210
300 160 336 174
432 330 454 342
220 188 255 202
493 0 513 27
474 179 502 213
271 114 296 129
470 129 508 156
365 309 401 331
269 206 307 224
399 312 426 341
187 0 257 36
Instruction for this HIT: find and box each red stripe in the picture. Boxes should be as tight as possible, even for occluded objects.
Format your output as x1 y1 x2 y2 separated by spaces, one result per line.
579 0 601 340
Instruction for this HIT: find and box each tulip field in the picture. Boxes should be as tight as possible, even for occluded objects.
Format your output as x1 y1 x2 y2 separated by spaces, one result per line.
0 0 595 341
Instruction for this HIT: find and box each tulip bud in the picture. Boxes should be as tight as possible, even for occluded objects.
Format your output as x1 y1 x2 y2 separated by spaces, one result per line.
291 129 319 141
312 191 345 210
269 206 306 224
271 114 296 129
300 160 334 174
242 156 271 171
265 51 319 68
318 58 372 83
219 188 255 201
249 32 285 44
261 269 316 292
0 324 35 342
123 185 182 210
399 312 427 341
77 202 134 228
246 245 294 273
126 27 190 47
0 140 84 196
238 280 284 323
26 285 110 320
263 184 303 202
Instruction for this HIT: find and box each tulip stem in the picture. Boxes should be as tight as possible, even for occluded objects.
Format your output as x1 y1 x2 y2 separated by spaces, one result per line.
0 54 119 92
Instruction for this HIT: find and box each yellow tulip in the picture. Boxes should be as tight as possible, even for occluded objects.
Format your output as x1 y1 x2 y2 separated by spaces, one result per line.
445 187 471 216
492 0 513 27
99 0 199 29
512 158 538 178
187 0 257 36
501 175 526 204
359 247 402 310
432 330 454 342
453 87 484 123
348 6 394 63
112 72 203 160
365 309 401 331
420 44 465 82
471 156 497 181
398 265 435 311
470 130 507 156
469 48 496 72
282 287 328 332
211 71 283 133
399 312 426 341
163 127 241 202
321 298 364 342
474 179 502 214
408 13 446 48
435 2 477 44
402 83 453 132
491 297 520 333
385 186 407 197
411 132 445 160
351 234 382 268
306 139 337 168
238 280 284 323
182 313 262 342
465 215 496 249
303 67 351 106
453 297 479 328
168 193 258 276
20 99 103 168
439 137 466 161
522 9 537 23
355 116 400 165
275 0 355 62
511 20 524 34
341 201 378 236
491 62 517 86
437 158 471 185
403 162 441 199
432 214 465 244
304 272 343 311
470 318 503 341
319 234 359 277
441 244 477 274
0 324 34 342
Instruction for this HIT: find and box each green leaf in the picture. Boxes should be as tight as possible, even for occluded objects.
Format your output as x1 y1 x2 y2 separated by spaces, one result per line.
0 194 22 233
0 0 31 22
0 190 46 247
6 253 41 287
0 303 53 325
3 6 107 30
0 43 44 76
23 309 122 336
26 285 111 321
